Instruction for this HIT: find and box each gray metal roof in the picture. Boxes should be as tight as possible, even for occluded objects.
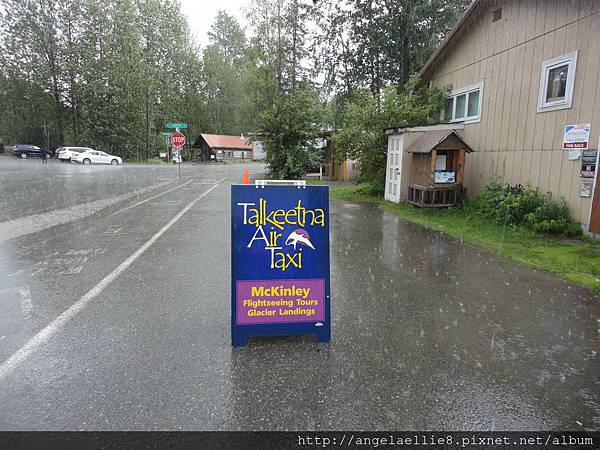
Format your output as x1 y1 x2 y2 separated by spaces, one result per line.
404 130 473 154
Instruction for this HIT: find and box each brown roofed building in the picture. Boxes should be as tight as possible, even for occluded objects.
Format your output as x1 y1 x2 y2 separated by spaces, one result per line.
385 0 600 233
193 134 253 162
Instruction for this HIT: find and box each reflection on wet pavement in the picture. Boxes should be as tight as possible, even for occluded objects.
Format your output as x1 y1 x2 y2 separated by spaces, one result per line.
230 202 600 430
0 163 598 430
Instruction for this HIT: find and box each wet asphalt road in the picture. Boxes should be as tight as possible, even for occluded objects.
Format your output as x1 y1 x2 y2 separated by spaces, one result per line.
0 158 599 431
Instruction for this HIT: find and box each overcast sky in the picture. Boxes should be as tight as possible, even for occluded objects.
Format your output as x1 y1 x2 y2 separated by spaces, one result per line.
179 0 249 48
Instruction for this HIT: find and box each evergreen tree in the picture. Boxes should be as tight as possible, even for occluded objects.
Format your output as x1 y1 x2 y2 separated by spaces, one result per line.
0 0 470 168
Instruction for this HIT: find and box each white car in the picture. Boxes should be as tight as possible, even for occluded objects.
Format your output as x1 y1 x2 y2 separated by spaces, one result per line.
57 146 93 162
72 150 122 165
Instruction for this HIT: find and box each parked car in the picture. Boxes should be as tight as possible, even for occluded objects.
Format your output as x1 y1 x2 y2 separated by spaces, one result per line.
12 144 44 159
57 146 93 162
71 150 122 165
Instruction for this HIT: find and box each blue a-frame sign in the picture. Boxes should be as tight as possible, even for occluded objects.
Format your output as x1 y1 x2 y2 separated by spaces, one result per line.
231 184 331 347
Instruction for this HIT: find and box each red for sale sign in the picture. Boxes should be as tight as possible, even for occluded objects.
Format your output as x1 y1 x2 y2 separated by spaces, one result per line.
563 124 591 150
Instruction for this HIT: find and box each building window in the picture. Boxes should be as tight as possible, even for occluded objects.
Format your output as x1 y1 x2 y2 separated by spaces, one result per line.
441 81 483 123
537 51 577 113
443 98 453 121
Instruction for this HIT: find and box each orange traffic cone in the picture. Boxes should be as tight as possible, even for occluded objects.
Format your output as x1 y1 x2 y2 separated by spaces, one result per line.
242 167 250 184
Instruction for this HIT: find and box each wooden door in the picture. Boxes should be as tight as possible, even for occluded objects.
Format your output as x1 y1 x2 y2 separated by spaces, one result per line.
385 136 402 203
589 143 600 234
589 178 600 233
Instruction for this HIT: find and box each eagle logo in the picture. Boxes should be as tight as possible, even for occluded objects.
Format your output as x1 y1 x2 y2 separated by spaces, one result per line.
285 229 315 250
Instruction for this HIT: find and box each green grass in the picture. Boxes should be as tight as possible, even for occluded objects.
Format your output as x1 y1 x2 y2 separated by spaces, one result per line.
124 158 167 165
305 179 328 185
142 158 167 165
224 159 264 165
330 183 600 292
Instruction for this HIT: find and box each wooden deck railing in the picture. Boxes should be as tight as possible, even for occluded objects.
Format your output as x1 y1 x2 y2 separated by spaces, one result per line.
407 184 466 208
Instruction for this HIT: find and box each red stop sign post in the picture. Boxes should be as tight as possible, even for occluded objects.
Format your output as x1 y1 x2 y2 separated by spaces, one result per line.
170 131 186 179
171 132 186 148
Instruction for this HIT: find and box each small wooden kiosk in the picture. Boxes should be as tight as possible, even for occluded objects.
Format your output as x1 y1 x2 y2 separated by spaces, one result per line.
405 130 472 207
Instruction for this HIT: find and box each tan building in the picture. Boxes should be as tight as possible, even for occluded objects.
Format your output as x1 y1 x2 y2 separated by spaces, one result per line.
385 0 600 233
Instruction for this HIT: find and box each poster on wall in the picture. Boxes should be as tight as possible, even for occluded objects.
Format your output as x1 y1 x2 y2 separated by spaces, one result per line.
580 179 593 198
231 184 331 347
580 149 598 178
568 149 581 160
434 171 456 183
563 124 591 149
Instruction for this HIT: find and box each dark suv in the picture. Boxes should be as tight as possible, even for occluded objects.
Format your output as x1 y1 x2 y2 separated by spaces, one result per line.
12 144 46 159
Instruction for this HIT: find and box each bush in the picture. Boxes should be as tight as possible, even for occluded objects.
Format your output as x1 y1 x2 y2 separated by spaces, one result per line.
355 167 386 196
259 88 322 180
355 177 385 196
473 181 581 237
332 76 447 190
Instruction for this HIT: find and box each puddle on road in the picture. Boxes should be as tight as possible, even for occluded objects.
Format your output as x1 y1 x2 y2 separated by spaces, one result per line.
226 201 600 430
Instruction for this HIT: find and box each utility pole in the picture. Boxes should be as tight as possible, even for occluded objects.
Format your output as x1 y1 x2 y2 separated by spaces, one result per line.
144 0 150 162
145 89 149 161
176 127 181 180
43 123 50 152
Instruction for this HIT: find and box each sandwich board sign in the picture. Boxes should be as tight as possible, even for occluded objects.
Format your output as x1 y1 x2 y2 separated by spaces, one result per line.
231 182 331 347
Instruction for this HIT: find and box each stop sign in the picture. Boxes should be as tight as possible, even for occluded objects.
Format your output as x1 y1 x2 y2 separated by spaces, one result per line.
171 132 186 148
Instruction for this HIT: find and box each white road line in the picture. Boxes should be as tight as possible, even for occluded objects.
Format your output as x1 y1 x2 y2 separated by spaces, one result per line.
0 286 33 319
17 286 33 319
0 182 171 244
0 183 221 381
111 179 193 216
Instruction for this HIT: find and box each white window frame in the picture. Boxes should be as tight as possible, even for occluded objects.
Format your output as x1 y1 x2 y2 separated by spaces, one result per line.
442 81 484 124
537 50 577 113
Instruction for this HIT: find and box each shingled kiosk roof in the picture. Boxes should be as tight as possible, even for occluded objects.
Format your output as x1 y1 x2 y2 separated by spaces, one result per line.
404 130 473 154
